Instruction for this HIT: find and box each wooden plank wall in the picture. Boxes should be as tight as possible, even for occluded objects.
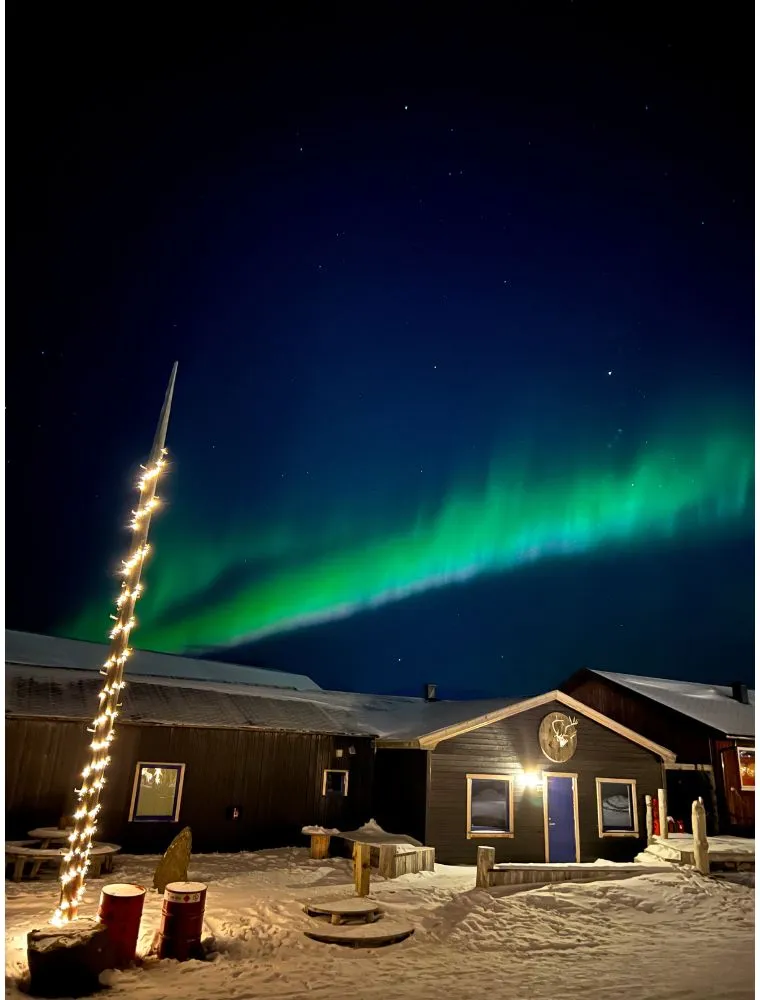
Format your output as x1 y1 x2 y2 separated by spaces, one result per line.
6 719 375 853
715 739 755 832
426 699 664 865
561 671 715 763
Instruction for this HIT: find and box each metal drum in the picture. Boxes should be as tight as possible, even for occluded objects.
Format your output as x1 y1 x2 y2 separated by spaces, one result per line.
97 883 146 968
158 881 207 961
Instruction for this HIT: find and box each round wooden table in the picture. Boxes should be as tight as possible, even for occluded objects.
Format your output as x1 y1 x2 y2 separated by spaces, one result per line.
27 828 73 849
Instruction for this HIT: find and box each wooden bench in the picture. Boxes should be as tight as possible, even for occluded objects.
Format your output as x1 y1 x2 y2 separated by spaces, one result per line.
5 841 121 882
376 844 435 879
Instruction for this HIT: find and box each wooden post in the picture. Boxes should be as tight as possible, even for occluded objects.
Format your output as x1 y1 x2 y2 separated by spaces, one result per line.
353 842 371 897
645 795 653 844
310 834 331 860
657 787 668 839
476 846 495 889
692 797 710 875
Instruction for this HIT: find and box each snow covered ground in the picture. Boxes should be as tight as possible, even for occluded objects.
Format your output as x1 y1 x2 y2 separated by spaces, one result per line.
5 848 755 1000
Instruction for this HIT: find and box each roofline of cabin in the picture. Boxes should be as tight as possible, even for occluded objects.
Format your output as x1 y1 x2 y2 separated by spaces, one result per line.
567 667 755 739
374 689 678 761
4 713 379 739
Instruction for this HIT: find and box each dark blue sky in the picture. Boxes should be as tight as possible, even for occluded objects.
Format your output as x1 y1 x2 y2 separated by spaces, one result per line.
8 6 754 697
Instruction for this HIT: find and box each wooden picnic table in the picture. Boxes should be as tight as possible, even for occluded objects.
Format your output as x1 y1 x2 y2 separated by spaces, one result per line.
27 828 73 849
6 841 121 882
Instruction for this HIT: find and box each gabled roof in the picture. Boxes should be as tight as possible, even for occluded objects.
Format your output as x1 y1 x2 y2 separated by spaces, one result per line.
587 670 755 739
5 630 320 692
375 689 676 761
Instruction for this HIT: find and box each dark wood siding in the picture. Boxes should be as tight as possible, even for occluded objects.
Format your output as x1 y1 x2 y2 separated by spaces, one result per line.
561 670 713 763
373 748 428 844
426 699 664 864
715 740 755 832
6 719 374 852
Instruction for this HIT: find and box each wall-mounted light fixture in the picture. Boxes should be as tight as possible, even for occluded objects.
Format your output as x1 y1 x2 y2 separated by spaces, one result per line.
518 770 544 792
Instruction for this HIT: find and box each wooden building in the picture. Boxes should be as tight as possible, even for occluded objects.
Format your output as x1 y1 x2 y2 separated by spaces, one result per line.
372 690 675 865
561 669 755 836
5 631 377 853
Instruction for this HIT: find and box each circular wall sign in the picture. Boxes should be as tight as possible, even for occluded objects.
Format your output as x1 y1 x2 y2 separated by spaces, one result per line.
538 712 579 763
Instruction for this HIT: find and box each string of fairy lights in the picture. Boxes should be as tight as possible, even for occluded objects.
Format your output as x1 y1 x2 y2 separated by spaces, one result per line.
52 449 168 925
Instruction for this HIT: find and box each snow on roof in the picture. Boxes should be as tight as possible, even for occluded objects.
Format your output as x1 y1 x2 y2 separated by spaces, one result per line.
3 631 532 741
5 663 378 736
4 630 321 691
590 670 755 738
4 639 519 739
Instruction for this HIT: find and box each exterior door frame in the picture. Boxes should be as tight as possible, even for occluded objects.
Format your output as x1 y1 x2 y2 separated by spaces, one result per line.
543 771 581 863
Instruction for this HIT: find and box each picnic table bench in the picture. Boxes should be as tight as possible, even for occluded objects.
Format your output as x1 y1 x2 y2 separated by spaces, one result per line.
5 841 121 882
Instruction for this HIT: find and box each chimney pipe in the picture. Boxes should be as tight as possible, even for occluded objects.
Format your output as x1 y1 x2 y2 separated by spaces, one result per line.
424 683 438 702
731 682 749 705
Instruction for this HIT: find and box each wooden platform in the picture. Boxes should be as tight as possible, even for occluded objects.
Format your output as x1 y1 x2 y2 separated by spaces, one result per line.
304 919 415 948
647 835 755 871
305 898 382 925
487 863 673 888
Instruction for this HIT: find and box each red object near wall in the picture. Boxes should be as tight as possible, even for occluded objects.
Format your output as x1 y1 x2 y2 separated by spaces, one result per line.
652 796 660 836
158 881 207 961
98 883 146 968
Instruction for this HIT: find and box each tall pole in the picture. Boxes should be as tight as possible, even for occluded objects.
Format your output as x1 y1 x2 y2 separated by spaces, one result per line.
52 362 178 925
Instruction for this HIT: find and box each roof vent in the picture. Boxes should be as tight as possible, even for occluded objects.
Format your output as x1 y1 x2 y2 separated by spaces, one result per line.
731 682 750 705
424 683 438 702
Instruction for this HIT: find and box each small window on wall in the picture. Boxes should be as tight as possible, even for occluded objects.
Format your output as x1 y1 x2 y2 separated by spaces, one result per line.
596 778 638 836
129 763 185 822
322 769 349 796
466 774 514 838
737 748 755 790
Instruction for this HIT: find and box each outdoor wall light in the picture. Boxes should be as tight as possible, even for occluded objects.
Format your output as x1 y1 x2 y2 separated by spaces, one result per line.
519 771 544 791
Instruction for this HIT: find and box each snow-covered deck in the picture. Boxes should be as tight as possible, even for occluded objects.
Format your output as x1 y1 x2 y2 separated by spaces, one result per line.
646 835 755 869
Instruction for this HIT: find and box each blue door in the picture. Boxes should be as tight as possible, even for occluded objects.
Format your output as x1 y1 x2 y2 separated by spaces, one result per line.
546 775 577 862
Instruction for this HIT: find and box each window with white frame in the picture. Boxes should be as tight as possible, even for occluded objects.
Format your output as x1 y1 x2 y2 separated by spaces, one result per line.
466 774 514 838
596 778 638 836
322 769 349 796
129 763 185 822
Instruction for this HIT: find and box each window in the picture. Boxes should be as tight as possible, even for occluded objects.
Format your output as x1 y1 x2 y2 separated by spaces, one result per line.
737 748 755 790
466 774 514 838
129 763 185 822
596 778 638 837
322 769 349 796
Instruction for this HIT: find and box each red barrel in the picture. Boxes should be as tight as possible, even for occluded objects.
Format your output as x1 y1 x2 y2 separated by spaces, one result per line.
98 883 147 968
158 881 207 961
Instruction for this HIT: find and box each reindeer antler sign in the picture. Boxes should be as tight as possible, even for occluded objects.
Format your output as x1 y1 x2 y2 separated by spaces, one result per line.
538 712 579 762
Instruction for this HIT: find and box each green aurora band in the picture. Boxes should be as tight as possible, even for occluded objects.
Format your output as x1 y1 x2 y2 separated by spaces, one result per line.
71 417 753 655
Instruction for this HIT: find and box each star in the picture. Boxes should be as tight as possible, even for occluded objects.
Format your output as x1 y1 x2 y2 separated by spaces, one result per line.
607 370 613 375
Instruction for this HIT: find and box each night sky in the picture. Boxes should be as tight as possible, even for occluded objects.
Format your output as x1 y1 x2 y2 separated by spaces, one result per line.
8 6 754 698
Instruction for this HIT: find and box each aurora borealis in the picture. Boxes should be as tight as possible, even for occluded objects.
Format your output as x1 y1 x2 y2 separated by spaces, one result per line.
68 402 753 662
9 9 753 696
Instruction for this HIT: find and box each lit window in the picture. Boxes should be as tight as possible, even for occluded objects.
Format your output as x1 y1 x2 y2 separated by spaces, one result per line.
322 769 349 796
737 748 755 790
129 762 185 822
596 778 638 836
466 774 514 838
